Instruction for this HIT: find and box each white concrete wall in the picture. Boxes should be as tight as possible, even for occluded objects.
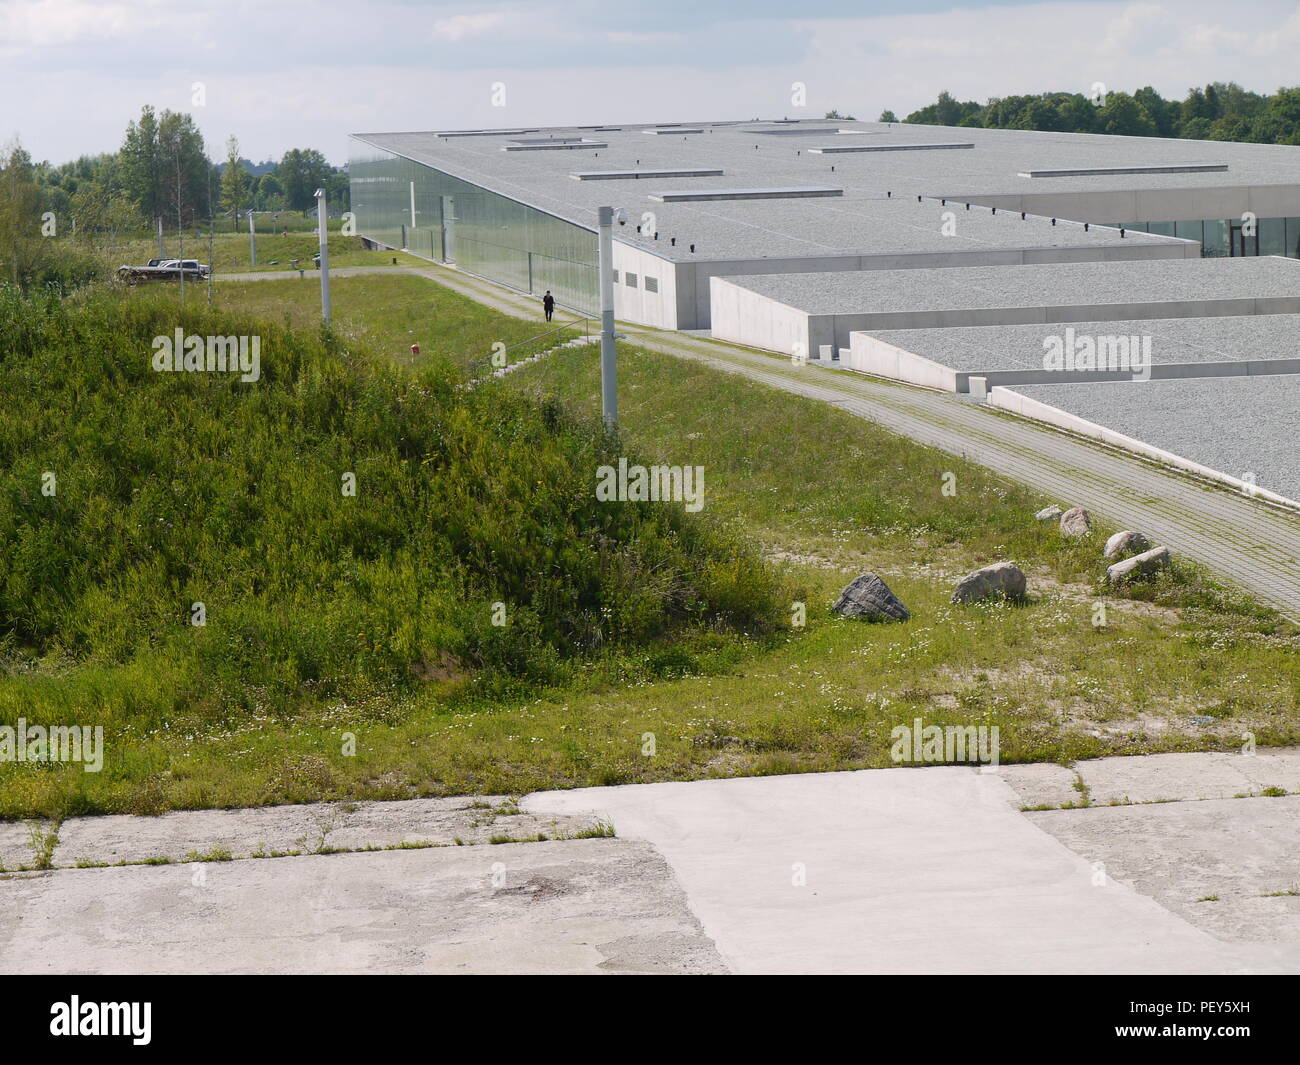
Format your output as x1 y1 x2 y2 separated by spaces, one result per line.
988 386 1300 510
845 334 960 390
611 242 678 329
709 276 810 355
675 239 1192 330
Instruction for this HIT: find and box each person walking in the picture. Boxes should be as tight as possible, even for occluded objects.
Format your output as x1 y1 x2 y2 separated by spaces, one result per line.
542 290 555 322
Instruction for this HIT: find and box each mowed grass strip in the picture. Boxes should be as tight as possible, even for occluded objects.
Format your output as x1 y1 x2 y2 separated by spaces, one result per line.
204 274 573 372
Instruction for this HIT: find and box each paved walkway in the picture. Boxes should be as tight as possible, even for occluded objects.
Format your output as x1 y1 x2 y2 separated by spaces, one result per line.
526 751 1300 974
1 753 1297 973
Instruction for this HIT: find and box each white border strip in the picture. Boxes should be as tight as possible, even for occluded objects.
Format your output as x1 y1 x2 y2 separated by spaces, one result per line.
988 385 1300 512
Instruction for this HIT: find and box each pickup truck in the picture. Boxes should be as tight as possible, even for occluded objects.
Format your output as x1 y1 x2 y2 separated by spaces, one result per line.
117 258 211 284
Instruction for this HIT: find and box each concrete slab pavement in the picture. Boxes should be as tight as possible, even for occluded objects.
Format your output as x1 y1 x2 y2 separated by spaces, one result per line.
0 839 722 975
52 796 602 867
4 752 1298 973
1029 796 1300 943
524 766 1300 974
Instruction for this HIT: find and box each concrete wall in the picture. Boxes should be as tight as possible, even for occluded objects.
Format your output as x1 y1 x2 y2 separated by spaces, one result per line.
612 242 678 329
715 285 1300 358
709 276 811 354
962 185 1300 226
988 386 1300 510
822 294 1300 339
676 238 1193 330
845 334 959 390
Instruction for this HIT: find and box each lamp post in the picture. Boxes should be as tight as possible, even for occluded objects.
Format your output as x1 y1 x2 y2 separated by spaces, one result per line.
597 206 625 430
248 210 256 267
315 188 330 324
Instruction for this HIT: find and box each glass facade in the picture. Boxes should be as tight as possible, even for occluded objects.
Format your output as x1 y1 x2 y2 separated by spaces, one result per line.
1115 217 1300 259
349 138 600 315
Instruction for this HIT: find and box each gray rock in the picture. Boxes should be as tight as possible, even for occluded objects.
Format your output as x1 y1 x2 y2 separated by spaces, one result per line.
1035 505 1063 522
1107 545 1171 585
1059 506 1092 537
832 573 910 622
1104 530 1150 559
951 562 1028 605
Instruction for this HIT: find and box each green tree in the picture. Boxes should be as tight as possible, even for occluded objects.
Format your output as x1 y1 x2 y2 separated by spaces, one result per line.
120 105 163 223
878 110 898 123
156 110 210 228
277 148 330 211
1132 87 1175 136
1096 92 1158 136
824 109 857 120
221 136 251 227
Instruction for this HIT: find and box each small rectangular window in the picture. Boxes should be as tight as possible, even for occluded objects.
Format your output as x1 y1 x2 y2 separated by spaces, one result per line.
645 276 658 293
625 272 638 288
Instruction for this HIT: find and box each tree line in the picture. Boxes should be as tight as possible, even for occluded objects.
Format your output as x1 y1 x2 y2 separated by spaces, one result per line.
874 83 1300 143
0 105 350 286
14 104 349 238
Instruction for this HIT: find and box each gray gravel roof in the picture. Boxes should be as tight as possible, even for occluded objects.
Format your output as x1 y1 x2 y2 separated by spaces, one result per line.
722 256 1300 315
869 314 1300 373
352 121 1196 261
1008 375 1300 502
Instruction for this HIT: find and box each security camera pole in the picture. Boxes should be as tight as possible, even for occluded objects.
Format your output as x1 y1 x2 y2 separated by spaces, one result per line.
597 206 620 429
315 188 331 324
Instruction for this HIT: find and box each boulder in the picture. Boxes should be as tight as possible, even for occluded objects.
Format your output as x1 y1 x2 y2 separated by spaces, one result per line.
1059 506 1092 537
1035 505 1063 522
1107 545 1171 585
1103 530 1150 560
832 573 910 622
951 562 1027 605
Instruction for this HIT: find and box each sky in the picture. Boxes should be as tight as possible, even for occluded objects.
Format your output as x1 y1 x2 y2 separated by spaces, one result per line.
5 0 1300 166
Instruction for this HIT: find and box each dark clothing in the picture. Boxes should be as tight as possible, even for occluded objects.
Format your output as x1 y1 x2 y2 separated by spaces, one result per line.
543 294 555 321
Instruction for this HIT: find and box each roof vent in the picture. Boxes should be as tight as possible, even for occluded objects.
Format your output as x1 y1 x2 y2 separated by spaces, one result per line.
648 187 843 203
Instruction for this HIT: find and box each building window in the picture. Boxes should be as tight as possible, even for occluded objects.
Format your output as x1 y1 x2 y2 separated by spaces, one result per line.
1202 219 1229 258
625 272 638 287
1259 216 1286 257
645 276 658 293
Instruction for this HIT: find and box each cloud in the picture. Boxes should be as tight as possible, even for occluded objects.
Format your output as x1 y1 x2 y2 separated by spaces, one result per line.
431 11 507 42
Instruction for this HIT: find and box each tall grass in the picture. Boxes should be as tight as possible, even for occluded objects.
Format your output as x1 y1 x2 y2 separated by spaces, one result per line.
0 286 782 740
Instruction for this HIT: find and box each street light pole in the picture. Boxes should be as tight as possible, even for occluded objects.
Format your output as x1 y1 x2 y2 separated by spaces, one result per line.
315 188 331 325
248 210 256 267
597 206 621 430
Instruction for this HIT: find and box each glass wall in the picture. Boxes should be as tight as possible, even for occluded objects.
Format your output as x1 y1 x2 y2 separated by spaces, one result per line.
349 139 599 315
1113 217 1300 259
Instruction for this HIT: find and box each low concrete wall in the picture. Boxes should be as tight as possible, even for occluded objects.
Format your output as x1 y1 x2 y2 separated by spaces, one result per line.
963 358 1300 392
682 236 1192 330
845 333 959 390
709 276 810 354
823 295 1300 333
988 386 1300 510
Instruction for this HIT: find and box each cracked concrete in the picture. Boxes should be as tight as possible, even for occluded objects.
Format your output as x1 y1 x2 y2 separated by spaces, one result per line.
3 751 1299 973
51 796 602 868
0 839 723 975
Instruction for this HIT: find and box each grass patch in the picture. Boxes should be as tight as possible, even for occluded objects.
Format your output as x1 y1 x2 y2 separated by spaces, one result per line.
0 272 1293 818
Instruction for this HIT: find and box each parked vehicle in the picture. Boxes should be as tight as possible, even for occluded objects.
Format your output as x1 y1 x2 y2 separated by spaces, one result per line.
117 258 211 284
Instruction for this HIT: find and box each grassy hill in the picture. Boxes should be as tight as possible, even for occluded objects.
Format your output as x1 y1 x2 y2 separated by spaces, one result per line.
0 285 781 817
